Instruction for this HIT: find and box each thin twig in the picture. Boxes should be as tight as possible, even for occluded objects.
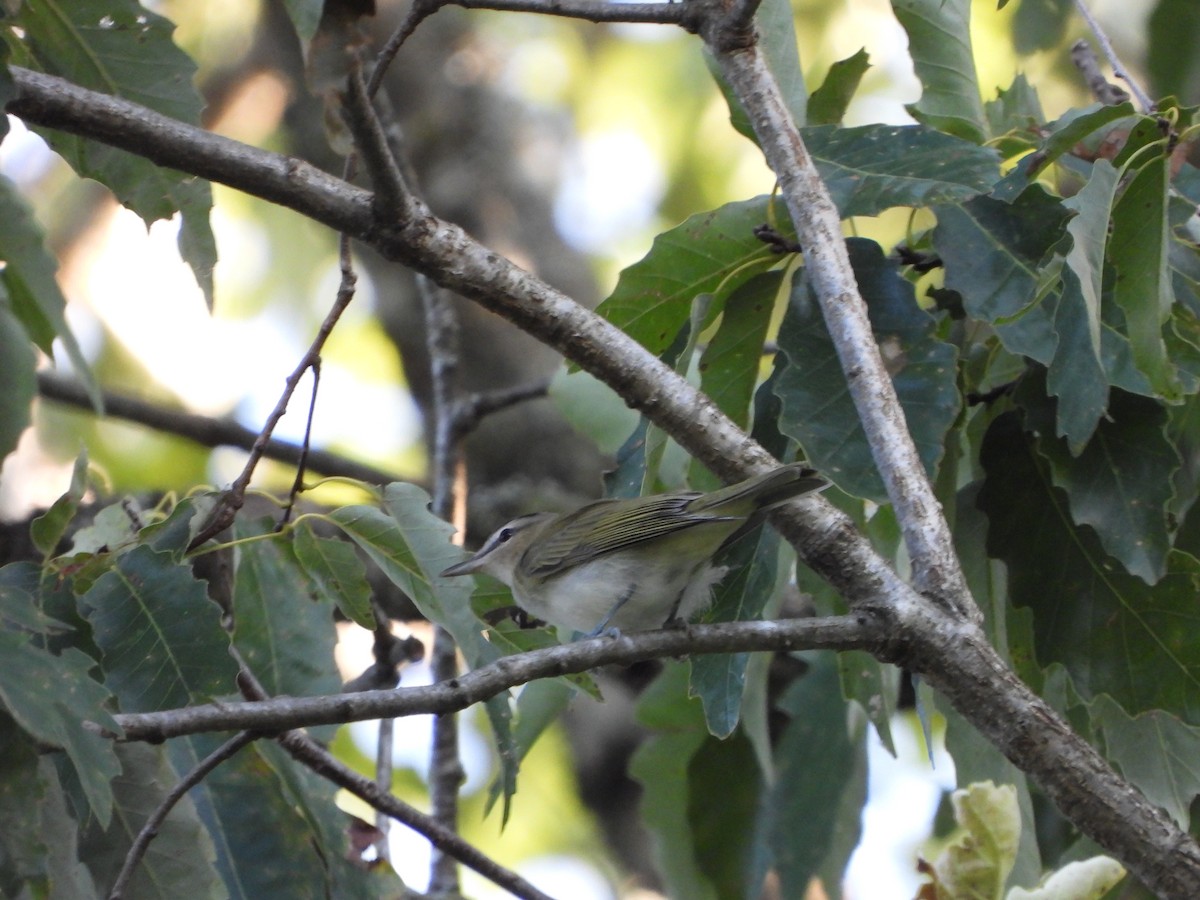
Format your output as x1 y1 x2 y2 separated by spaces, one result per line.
341 65 416 220
452 379 552 439
1071 1 1153 110
277 730 555 900
108 731 258 899
279 359 322 528
36 371 399 485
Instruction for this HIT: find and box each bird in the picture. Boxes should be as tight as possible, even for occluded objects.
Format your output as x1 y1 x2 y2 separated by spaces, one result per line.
440 462 826 636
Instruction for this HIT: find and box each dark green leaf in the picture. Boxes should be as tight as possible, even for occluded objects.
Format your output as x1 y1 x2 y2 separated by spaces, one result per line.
78 744 223 899
892 0 986 142
1111 153 1178 398
282 0 326 42
0 634 120 828
30 452 90 558
807 49 871 126
292 521 376 630
775 238 960 500
1090 695 1200 828
78 545 238 712
594 197 785 359
0 291 35 464
1016 376 1179 583
805 124 999 217
756 653 859 898
169 738 340 900
231 521 341 705
984 73 1044 137
690 524 781 738
1148 0 1200 104
0 176 99 408
631 663 716 900
1049 161 1120 450
699 271 781 431
687 730 762 897
978 412 1200 722
1011 0 1072 54
14 0 216 306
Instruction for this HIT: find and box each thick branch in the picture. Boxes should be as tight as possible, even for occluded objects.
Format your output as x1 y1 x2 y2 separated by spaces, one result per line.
111 616 886 741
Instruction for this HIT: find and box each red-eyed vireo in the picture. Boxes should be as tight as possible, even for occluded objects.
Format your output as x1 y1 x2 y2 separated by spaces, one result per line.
440 462 827 636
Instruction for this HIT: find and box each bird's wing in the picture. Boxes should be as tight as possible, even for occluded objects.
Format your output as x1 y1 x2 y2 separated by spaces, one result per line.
521 494 738 577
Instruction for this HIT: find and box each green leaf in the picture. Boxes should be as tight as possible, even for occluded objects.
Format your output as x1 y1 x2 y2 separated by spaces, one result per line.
78 743 223 899
1090 695 1200 829
292 521 376 630
923 781 1020 897
1148 0 1200 104
1050 160 1121 450
631 664 717 900
978 412 1200 722
804 124 999 216
78 545 238 712
0 176 99 409
1007 856 1126 900
690 525 782 738
231 521 341 706
775 238 960 500
934 186 1071 364
1016 376 1179 583
807 49 871 126
594 197 786 360
1110 153 1178 398
14 0 216 307
755 653 859 898
687 730 763 897
984 73 1044 138
1011 0 1072 55
169 738 345 900
698 271 781 431
0 290 35 464
892 0 986 142
0 634 120 829
30 451 90 557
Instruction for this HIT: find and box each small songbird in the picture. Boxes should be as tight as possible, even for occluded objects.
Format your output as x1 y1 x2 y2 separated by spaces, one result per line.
440 462 826 636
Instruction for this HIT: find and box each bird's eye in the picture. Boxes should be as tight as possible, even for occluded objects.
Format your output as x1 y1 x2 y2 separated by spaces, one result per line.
497 527 514 543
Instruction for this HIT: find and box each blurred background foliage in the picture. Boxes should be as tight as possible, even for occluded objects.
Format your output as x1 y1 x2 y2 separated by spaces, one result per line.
2 0 1194 897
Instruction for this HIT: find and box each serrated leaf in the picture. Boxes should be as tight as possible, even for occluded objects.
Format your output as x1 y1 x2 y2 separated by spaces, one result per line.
14 0 216 306
0 634 120 828
808 48 871 126
1090 695 1200 829
169 737 341 900
805 124 998 216
231 521 341 705
78 545 238 712
775 238 960 500
978 412 1200 721
292 521 375 630
78 743 223 899
984 74 1045 138
1111 153 1178 398
0 176 99 408
1016 376 1179 583
892 0 986 142
30 451 90 557
594 197 786 359
1050 160 1120 450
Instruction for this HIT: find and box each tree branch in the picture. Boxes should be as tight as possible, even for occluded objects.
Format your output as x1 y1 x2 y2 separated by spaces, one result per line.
109 615 886 741
1071 0 1153 111
36 371 401 485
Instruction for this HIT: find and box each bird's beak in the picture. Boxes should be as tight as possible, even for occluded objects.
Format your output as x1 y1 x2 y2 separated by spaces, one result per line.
440 553 484 577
